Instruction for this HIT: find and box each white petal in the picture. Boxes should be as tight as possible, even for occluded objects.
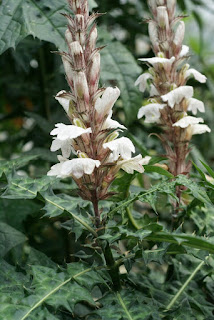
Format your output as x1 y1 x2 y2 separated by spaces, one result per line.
117 155 151 174
173 116 204 128
55 90 73 113
135 73 153 93
61 158 100 179
47 162 68 178
103 118 126 130
150 84 159 96
95 87 120 117
161 86 193 108
50 124 91 140
191 124 211 135
185 68 207 83
179 45 189 58
139 56 175 66
137 103 166 123
103 137 135 161
187 98 205 115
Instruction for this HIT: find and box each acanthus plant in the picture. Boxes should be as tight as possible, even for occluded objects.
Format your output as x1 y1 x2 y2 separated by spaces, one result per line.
47 0 150 227
135 0 211 209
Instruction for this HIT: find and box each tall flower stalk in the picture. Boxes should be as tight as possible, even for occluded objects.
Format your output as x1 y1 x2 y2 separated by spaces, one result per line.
135 0 211 210
48 0 149 227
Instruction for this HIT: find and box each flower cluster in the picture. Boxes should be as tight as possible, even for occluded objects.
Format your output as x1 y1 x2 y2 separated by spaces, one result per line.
135 0 211 176
48 0 149 220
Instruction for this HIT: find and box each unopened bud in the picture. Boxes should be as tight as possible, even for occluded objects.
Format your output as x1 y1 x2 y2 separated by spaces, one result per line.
105 131 119 143
157 51 165 58
89 52 100 95
65 29 73 45
157 0 165 5
157 6 169 29
88 26 98 52
69 41 85 69
155 163 169 171
148 21 159 52
167 0 176 18
73 118 86 128
70 0 80 13
73 71 90 111
62 57 73 85
173 21 185 48
77 151 89 158
75 14 86 46
148 0 157 16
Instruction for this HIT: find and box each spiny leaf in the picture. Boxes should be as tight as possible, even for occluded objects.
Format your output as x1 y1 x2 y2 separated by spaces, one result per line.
0 155 37 177
0 0 97 54
0 222 26 258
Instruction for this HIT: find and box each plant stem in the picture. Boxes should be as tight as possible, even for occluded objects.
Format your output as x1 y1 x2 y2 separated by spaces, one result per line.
126 207 141 230
165 256 209 311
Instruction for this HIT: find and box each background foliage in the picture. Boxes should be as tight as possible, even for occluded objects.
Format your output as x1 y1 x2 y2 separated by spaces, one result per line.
0 0 214 319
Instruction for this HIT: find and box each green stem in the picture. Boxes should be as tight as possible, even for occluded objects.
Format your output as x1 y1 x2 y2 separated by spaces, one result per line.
126 207 141 230
165 256 209 311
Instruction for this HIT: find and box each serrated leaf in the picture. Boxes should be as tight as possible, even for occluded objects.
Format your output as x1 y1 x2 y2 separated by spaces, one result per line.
0 0 97 55
0 155 37 177
0 222 26 257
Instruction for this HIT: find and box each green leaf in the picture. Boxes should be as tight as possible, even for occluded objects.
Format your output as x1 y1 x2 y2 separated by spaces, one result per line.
1 174 97 237
99 32 142 125
89 290 161 320
0 155 38 177
175 175 212 206
200 161 214 179
0 222 26 257
144 165 174 179
0 262 102 320
0 0 98 55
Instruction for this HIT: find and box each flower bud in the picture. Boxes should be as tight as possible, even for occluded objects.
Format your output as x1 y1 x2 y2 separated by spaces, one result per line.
77 151 89 158
148 21 159 53
73 118 86 128
157 6 169 30
104 131 119 143
65 29 73 46
73 71 90 111
173 21 185 53
75 14 86 46
69 41 85 70
148 0 157 16
62 57 73 86
167 0 176 18
70 0 80 13
88 26 98 53
88 52 100 95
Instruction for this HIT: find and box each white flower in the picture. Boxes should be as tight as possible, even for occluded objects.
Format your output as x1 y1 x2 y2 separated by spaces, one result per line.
51 139 75 158
173 116 204 128
135 73 153 93
102 117 126 130
137 103 166 123
95 87 120 117
103 137 135 161
61 158 100 179
50 123 91 140
191 124 211 135
55 90 74 114
117 155 151 174
173 21 185 47
48 158 100 179
185 67 207 83
139 56 175 67
161 86 193 108
187 98 205 115
179 45 189 58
